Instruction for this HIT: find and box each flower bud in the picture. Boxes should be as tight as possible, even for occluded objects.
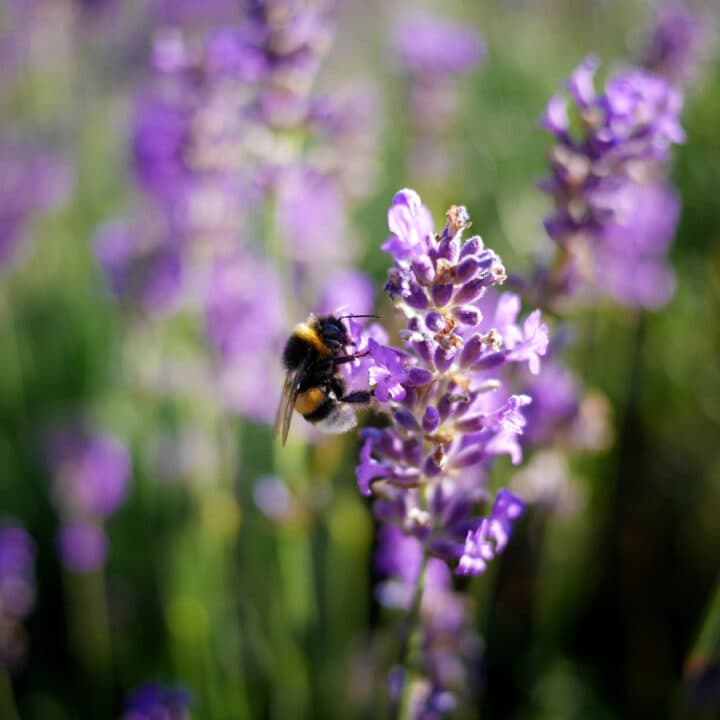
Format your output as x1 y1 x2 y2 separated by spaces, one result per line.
453 305 482 326
406 283 430 310
458 334 483 367
422 406 440 434
453 277 484 304
394 408 420 431
434 346 455 373
425 312 446 332
456 256 480 283
431 283 454 307
459 235 484 258
412 256 435 285
473 351 507 371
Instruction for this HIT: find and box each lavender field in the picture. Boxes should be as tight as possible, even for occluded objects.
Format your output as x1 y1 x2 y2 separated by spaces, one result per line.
1 1 719 718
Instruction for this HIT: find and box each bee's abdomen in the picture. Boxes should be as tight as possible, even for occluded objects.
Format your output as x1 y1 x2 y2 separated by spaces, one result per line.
295 388 329 418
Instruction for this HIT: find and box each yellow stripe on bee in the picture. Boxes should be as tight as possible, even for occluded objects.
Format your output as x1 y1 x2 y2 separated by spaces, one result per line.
294 321 332 357
295 387 326 416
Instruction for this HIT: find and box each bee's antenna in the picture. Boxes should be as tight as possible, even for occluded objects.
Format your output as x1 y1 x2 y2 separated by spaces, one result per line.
337 313 380 321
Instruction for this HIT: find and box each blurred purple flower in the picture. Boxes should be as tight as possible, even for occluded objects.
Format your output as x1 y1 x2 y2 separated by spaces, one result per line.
131 94 189 198
204 252 284 362
0 520 35 670
523 359 581 446
393 16 485 75
122 681 193 720
152 0 241 26
637 1 714 88
128 26 269 260
249 0 334 129
57 522 108 574
308 83 382 200
596 181 679 308
317 269 374 318
95 221 184 316
0 144 73 273
392 15 485 183
374 525 482 717
48 429 131 519
204 252 285 422
275 167 352 267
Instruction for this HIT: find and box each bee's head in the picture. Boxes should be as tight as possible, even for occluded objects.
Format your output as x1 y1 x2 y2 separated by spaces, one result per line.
317 315 350 353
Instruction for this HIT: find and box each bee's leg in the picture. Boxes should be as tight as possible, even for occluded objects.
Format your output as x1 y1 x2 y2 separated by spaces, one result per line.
339 390 373 404
329 376 346 399
332 350 370 367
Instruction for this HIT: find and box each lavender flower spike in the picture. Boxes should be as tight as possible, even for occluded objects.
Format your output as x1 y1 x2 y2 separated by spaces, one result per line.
357 190 546 575
0 519 36 670
375 525 482 717
47 427 131 574
539 57 685 305
637 1 713 88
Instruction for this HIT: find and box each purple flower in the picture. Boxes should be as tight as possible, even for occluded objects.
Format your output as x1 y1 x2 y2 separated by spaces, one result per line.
204 253 284 363
477 292 549 374
392 16 485 185
356 438 391 497
367 340 415 403
317 269 375 318
374 524 424 593
46 427 130 574
357 191 545 575
94 221 183 316
0 519 35 670
131 94 188 198
505 310 550 374
595 181 679 308
381 188 435 263
393 16 485 75
539 57 685 305
523 359 581 446
275 167 352 268
637 1 713 88
203 253 285 422
374 524 482 716
0 143 73 273
57 522 108 574
249 0 334 129
308 83 382 200
456 489 524 575
48 429 131 519
122 682 193 720
153 0 243 26
486 488 524 551
129 26 269 259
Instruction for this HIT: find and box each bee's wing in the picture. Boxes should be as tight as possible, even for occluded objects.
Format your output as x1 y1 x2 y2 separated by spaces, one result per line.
274 355 310 446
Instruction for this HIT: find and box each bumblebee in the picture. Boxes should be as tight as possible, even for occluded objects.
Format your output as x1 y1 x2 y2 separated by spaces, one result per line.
275 314 374 446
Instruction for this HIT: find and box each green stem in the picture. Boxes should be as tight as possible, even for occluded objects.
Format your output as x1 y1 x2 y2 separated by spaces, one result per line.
0 670 20 720
64 567 113 715
0 285 28 422
392 552 430 720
